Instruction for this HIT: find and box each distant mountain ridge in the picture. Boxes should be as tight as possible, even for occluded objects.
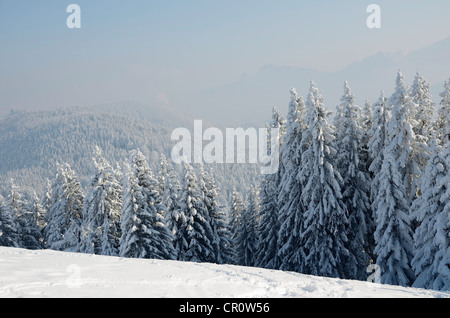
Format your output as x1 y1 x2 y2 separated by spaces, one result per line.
187 37 450 124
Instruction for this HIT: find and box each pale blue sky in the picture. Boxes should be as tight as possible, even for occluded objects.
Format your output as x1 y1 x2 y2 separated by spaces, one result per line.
1 0 449 117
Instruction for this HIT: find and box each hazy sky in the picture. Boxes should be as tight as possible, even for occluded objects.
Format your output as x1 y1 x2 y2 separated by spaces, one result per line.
1 0 449 117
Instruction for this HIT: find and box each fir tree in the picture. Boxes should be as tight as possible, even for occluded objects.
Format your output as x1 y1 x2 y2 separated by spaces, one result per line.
119 150 176 260
334 81 372 280
236 185 259 267
411 138 448 290
200 166 234 264
80 147 122 256
431 106 450 291
6 182 28 249
8 184 43 250
0 194 19 247
158 154 182 244
28 192 46 247
373 72 416 287
388 71 420 203
43 163 84 252
229 188 245 264
299 81 349 279
368 92 389 199
255 107 286 269
360 100 373 172
180 162 216 263
410 72 435 141
409 72 434 197
436 79 450 146
367 92 390 262
277 88 307 273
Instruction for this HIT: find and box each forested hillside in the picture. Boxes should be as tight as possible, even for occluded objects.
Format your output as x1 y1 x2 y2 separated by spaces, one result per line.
0 71 448 292
0 105 259 204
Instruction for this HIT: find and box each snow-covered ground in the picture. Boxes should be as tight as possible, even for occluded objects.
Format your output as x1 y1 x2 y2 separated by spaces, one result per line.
0 247 448 298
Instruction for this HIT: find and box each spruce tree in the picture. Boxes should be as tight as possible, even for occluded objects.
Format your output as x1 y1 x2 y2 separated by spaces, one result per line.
360 100 373 172
0 194 19 247
431 104 450 291
409 72 434 197
373 72 416 287
180 162 216 263
229 188 245 264
436 79 450 146
255 107 286 269
236 185 259 267
367 92 389 262
158 155 181 236
44 163 84 252
388 71 420 203
28 192 46 247
299 81 349 278
277 88 307 273
334 81 372 280
80 147 122 256
6 182 28 249
200 166 234 264
411 138 448 290
410 72 435 141
119 150 176 260
368 92 389 198
8 184 43 250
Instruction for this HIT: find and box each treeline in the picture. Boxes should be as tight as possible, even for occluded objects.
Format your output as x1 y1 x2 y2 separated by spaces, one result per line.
0 71 448 292
246 71 449 291
0 147 235 264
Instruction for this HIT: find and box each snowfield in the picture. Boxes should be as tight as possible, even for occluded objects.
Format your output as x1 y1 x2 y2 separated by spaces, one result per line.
0 247 448 298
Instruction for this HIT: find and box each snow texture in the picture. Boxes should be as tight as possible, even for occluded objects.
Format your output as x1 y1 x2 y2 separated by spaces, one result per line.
0 247 448 298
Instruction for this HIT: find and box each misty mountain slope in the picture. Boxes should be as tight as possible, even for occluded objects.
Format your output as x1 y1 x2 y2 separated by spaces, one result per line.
1 247 448 298
0 108 172 192
82 101 198 129
0 107 259 205
191 37 450 124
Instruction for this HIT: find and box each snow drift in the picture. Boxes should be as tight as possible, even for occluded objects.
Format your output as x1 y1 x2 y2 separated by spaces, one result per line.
0 247 448 298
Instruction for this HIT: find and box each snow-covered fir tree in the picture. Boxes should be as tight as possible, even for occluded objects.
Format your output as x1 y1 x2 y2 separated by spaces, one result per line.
0 193 19 247
157 154 184 260
388 71 420 203
373 72 416 287
436 79 450 146
255 170 280 269
199 166 234 264
180 162 216 263
410 72 435 141
368 92 389 194
277 88 307 273
119 160 140 257
409 72 434 196
28 191 46 246
367 92 389 263
298 81 349 279
5 182 28 249
157 154 179 219
7 183 42 250
360 100 373 172
236 185 259 267
43 163 84 252
119 150 176 260
255 107 286 269
411 138 449 290
229 187 245 264
80 147 122 256
334 81 372 280
430 97 450 291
